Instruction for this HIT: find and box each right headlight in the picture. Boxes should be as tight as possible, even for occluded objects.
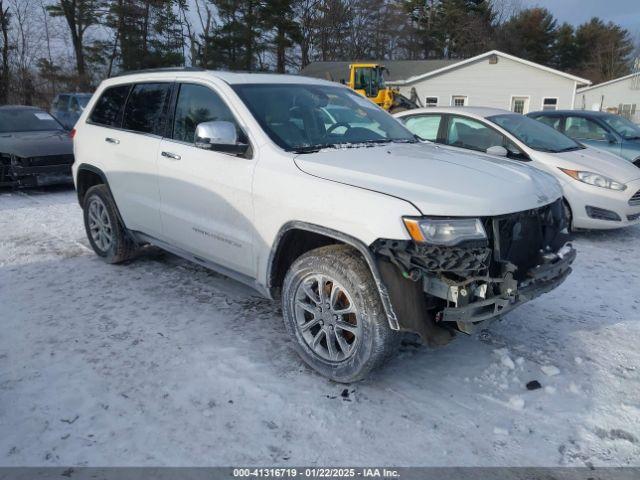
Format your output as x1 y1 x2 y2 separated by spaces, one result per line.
558 168 626 191
402 217 487 246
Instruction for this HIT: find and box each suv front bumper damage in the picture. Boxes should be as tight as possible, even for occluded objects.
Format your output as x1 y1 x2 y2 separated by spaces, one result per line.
433 244 575 331
372 199 576 339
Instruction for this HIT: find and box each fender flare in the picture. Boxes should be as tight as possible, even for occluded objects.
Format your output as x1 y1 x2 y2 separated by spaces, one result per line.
267 220 399 330
75 163 130 232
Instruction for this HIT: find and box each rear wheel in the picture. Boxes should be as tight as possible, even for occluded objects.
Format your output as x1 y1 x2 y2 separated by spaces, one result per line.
282 245 400 382
83 184 137 263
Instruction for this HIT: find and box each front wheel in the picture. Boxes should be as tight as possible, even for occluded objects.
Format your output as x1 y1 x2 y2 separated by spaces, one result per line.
282 245 400 382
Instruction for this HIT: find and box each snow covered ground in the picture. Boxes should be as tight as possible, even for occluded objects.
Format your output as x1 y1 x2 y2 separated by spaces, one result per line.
1 186 639 467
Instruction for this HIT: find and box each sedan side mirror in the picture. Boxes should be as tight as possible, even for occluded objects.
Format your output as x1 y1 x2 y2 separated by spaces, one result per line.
195 120 249 155
605 132 617 144
486 145 508 157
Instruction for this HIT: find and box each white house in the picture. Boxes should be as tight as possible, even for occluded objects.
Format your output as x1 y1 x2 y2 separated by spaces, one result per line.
300 50 591 114
388 50 591 114
574 72 640 123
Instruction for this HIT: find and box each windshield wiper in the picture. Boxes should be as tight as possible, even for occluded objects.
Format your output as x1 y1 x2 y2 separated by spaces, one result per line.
290 144 337 154
555 146 584 152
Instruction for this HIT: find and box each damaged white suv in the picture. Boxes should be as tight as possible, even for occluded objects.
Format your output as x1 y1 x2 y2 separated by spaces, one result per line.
72 69 575 382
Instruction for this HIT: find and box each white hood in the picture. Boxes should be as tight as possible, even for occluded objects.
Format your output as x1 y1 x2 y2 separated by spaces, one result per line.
547 146 640 183
294 143 562 217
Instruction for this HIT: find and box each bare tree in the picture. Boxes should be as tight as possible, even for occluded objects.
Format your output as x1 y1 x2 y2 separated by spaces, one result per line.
47 0 104 88
0 0 10 104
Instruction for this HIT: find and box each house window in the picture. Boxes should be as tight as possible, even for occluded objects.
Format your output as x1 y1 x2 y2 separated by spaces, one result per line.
425 97 438 107
451 95 467 107
619 104 637 120
510 96 530 114
542 98 558 111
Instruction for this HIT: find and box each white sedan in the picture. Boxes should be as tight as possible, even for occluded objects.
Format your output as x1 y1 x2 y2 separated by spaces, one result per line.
395 107 640 230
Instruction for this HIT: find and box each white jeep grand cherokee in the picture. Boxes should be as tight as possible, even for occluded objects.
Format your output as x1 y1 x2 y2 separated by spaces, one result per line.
72 69 576 382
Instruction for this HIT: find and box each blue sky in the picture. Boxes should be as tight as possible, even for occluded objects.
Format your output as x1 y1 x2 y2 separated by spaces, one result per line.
520 0 640 37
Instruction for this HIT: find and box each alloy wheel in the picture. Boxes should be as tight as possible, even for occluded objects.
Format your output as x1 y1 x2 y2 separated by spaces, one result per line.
293 274 361 362
87 196 113 252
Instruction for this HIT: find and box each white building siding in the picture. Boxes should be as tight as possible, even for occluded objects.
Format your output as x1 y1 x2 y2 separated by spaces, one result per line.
575 75 640 123
395 55 577 113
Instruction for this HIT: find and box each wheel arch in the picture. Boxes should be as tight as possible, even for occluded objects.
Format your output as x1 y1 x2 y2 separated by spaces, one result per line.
75 163 108 206
75 163 129 232
267 221 399 330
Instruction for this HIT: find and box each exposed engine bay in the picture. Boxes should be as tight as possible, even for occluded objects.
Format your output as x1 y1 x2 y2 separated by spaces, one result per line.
372 199 576 340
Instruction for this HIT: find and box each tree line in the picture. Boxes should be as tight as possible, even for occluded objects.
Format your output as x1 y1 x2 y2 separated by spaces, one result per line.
0 0 637 107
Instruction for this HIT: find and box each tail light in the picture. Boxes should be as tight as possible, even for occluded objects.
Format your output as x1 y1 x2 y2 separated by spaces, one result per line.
69 128 76 139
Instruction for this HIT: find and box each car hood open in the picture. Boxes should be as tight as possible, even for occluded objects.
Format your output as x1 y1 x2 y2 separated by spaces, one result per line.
294 143 562 217
0 130 73 158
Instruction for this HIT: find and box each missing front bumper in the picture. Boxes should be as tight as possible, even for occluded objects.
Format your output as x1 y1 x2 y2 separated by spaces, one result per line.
433 244 576 329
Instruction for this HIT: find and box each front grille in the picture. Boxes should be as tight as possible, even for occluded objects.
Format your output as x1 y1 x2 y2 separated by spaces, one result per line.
24 154 74 167
628 212 640 222
585 206 621 221
492 199 567 280
629 189 640 206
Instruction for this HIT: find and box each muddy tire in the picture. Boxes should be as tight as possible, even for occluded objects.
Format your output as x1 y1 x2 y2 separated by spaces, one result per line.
282 245 400 383
83 184 137 264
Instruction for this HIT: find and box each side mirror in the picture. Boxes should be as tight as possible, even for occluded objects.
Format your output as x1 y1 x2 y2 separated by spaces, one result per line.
605 132 617 144
486 145 508 157
195 120 249 155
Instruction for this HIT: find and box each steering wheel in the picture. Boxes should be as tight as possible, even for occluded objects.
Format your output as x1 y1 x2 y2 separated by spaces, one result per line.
326 122 352 135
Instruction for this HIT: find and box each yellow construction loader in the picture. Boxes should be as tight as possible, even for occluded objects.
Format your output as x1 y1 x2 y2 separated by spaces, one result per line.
347 63 419 113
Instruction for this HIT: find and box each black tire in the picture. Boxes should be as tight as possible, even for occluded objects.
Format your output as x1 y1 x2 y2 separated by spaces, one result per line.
563 198 574 233
282 245 400 383
82 184 137 264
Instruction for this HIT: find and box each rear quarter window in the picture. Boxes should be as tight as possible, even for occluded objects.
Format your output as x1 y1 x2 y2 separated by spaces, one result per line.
89 85 131 127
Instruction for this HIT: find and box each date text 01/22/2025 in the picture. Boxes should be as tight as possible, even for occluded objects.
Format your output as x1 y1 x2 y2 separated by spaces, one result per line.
232 468 400 478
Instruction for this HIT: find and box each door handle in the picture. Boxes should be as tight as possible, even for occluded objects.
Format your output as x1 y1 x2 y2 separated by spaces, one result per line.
105 137 120 144
161 151 181 160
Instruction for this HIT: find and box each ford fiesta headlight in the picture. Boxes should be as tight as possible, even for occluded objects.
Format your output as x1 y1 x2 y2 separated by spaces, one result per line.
402 217 487 246
559 168 626 191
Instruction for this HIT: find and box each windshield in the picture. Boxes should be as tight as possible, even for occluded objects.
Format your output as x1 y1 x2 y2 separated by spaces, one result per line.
489 113 583 153
77 95 92 108
601 114 640 139
0 108 64 133
232 83 416 152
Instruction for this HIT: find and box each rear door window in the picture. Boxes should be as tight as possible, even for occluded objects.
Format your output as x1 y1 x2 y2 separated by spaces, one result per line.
89 85 131 127
401 114 443 142
122 83 172 135
446 116 506 152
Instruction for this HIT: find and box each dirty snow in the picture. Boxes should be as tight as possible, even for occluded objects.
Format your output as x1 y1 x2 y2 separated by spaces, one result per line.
1 186 640 467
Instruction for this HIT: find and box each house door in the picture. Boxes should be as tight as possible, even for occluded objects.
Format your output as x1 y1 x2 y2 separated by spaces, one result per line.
511 96 530 114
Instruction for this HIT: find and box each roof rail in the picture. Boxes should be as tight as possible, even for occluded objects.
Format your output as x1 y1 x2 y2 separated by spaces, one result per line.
109 66 207 78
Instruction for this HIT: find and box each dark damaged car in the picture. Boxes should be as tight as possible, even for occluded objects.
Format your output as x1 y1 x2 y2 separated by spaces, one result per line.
0 105 74 188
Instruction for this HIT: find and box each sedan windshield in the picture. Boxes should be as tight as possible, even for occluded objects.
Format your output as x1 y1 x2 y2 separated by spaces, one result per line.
601 114 640 140
489 113 583 153
0 108 64 133
232 83 417 152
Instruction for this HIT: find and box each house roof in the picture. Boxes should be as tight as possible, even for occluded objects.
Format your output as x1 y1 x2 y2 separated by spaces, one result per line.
388 50 591 86
576 72 639 93
299 59 460 83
